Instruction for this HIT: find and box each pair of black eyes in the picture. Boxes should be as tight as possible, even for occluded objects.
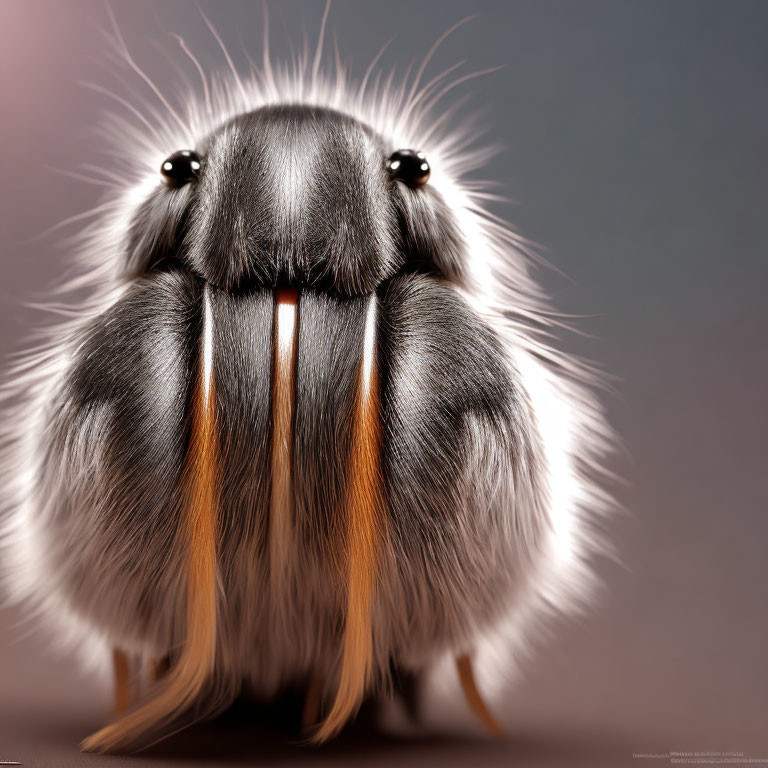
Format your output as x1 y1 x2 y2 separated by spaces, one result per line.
160 148 430 188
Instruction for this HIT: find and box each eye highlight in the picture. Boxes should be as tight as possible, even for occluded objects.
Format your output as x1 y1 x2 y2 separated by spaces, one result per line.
160 150 201 187
386 149 430 187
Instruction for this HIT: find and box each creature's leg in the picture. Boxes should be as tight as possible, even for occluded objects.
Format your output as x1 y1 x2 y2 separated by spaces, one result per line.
112 648 133 713
393 667 421 724
302 676 324 731
455 654 503 737
150 655 171 684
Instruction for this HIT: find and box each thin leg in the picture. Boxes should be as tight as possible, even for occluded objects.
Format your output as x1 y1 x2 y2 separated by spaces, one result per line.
112 648 133 713
455 654 503 737
392 664 421 724
302 676 324 731
149 654 171 684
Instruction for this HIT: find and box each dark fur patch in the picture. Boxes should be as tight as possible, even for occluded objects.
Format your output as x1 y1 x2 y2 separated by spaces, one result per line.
293 291 368 556
208 286 273 561
44 268 202 631
379 272 516 536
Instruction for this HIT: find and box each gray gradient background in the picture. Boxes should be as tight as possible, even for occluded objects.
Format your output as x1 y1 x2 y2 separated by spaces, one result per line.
0 1 766 766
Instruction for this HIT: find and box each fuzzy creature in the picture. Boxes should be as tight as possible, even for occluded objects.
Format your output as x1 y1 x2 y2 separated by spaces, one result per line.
0 7 614 754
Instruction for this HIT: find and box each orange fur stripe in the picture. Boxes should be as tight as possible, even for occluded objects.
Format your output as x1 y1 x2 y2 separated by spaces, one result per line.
82 288 219 753
270 287 298 592
314 296 383 742
456 654 504 737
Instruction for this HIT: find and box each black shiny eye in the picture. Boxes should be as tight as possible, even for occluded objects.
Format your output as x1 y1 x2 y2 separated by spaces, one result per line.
160 149 201 187
386 149 430 187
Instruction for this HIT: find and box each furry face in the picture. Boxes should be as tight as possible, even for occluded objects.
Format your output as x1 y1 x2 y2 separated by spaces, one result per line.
128 105 463 293
0 12 614 756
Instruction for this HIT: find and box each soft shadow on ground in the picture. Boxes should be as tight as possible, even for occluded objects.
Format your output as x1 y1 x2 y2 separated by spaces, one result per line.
125 696 630 768
3 684 633 767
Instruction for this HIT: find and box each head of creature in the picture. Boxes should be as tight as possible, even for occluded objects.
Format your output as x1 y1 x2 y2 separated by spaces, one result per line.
127 105 465 295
